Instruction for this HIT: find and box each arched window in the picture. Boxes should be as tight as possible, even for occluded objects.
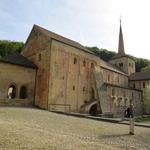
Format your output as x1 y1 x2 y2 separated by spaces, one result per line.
83 60 86 67
73 57 77 64
7 85 16 99
38 53 41 61
20 86 27 99
112 88 115 96
108 74 110 82
91 63 94 68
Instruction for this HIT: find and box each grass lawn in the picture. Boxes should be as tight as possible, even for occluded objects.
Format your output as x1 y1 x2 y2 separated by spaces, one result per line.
0 106 150 150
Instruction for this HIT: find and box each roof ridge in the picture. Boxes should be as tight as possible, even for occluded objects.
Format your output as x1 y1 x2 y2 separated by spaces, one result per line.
34 24 82 45
33 24 94 55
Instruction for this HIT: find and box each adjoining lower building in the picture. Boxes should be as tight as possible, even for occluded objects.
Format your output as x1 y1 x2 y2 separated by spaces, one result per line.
0 53 37 106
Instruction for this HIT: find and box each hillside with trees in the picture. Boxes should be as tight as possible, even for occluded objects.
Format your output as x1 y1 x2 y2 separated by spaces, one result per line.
0 40 150 72
0 40 24 58
86 46 150 72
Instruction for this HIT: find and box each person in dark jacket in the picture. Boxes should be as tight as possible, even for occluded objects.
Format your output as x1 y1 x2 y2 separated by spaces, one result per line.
124 104 135 135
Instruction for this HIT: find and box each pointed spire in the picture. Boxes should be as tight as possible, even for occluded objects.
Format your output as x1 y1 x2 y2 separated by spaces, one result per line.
118 19 125 55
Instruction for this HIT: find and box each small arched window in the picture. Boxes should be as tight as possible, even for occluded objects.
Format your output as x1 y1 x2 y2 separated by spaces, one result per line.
143 82 146 88
108 74 110 82
38 53 41 61
112 88 115 96
91 63 94 68
7 85 16 99
73 85 75 91
20 86 27 99
83 60 86 67
73 58 77 64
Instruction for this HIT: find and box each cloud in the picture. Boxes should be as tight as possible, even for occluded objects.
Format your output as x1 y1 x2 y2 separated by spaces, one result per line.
0 0 150 59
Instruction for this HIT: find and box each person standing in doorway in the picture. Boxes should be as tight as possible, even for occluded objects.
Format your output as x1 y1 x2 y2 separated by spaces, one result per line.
124 104 135 135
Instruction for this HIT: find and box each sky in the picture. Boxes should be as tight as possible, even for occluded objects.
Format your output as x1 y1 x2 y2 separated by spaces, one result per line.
0 0 150 59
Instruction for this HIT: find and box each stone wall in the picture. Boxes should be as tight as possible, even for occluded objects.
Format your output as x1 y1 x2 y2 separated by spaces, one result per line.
143 85 150 114
0 62 36 106
22 28 51 109
101 68 129 87
106 85 143 116
109 57 135 75
48 39 100 112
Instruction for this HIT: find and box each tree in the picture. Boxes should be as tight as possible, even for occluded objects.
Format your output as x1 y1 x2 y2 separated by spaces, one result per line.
86 46 150 72
0 40 24 57
86 46 116 61
135 58 150 72
141 65 150 72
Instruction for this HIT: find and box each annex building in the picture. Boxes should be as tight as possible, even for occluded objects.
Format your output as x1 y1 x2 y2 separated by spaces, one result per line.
0 23 150 117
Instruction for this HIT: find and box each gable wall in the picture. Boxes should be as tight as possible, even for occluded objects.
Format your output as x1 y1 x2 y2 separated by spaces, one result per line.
22 28 51 109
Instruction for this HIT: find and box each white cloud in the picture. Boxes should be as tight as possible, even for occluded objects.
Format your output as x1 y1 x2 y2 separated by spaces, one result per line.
0 0 150 59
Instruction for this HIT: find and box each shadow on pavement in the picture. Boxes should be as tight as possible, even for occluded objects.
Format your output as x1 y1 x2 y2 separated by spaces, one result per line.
98 133 131 139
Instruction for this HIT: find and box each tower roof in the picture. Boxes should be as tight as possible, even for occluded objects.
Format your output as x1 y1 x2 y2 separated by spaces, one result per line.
118 20 125 55
110 20 130 60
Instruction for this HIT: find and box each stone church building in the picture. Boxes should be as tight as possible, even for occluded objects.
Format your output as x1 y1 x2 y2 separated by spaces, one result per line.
0 23 150 117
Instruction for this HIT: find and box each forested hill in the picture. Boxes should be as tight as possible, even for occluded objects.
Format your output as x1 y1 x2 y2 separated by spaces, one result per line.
0 40 24 58
0 40 150 72
86 46 150 72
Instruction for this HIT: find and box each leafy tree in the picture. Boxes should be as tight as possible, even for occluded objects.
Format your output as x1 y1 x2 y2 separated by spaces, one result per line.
141 65 150 72
0 40 24 57
135 59 150 72
86 46 150 72
86 46 116 61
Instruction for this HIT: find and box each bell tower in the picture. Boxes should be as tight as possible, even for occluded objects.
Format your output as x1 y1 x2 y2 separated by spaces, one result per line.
109 20 135 75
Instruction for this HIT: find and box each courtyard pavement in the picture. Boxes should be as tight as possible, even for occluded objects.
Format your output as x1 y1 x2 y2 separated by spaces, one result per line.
0 107 150 150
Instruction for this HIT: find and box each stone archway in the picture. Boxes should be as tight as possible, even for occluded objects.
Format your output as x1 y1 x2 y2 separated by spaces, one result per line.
7 85 16 99
89 104 97 116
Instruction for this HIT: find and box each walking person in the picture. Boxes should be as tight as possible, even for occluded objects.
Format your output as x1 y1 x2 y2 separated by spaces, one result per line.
124 104 135 135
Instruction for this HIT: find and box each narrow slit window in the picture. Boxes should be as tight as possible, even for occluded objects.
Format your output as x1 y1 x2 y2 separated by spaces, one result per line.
83 60 86 67
73 85 75 91
38 54 41 61
74 58 77 64
91 63 94 68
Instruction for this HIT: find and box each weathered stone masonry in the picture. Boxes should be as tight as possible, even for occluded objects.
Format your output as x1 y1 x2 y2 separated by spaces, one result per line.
0 23 149 116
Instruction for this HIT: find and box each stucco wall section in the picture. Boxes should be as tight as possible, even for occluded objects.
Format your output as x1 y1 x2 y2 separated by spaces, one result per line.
0 62 36 106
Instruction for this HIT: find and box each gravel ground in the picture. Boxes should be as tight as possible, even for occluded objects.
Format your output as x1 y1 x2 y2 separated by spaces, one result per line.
0 107 150 150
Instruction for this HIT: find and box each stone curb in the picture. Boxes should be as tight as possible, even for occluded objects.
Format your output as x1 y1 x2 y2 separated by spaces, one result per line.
49 110 150 128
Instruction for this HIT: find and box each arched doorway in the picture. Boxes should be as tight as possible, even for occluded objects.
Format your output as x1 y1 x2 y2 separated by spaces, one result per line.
89 104 97 116
20 86 27 99
7 85 16 99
